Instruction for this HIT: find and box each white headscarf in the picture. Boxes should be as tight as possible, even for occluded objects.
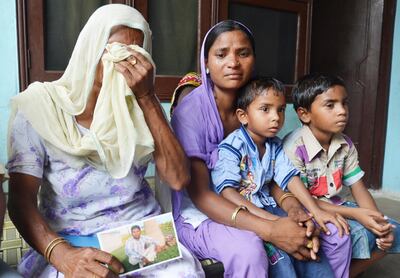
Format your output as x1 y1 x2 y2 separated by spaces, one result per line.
8 4 155 178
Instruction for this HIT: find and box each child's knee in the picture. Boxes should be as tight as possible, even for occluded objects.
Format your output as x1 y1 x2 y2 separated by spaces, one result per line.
323 223 351 248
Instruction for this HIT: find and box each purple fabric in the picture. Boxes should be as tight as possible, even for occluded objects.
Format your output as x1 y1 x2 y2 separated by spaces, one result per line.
342 134 353 148
295 145 310 163
320 223 352 278
170 22 227 219
175 216 268 278
170 85 222 170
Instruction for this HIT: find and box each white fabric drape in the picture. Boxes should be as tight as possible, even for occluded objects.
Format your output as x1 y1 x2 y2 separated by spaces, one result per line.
8 4 156 178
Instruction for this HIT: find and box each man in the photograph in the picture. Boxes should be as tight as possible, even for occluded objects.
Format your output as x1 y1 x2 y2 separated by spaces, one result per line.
125 225 158 267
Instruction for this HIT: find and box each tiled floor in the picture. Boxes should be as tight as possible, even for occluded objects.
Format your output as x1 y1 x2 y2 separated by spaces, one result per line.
359 197 400 278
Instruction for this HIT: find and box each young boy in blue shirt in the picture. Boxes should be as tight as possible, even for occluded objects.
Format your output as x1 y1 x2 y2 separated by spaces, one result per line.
211 77 351 278
283 73 400 277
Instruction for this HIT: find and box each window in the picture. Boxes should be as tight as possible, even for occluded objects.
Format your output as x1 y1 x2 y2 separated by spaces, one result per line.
219 0 312 98
17 0 311 101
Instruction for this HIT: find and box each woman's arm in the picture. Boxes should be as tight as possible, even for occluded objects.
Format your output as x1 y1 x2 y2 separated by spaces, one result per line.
189 158 316 260
220 187 279 221
8 173 123 277
115 50 189 190
137 94 190 190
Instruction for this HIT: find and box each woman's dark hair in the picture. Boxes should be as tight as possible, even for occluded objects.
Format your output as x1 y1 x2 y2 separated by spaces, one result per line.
237 76 285 111
204 20 255 59
292 73 346 111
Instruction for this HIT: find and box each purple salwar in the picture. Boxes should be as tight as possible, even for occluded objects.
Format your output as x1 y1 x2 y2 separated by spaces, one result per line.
176 216 268 277
320 223 351 278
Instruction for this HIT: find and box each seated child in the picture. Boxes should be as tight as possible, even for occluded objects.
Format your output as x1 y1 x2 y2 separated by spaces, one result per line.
283 73 400 277
211 77 352 278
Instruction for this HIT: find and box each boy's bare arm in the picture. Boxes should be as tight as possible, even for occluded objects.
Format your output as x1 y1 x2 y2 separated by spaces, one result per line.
287 176 348 236
350 180 393 236
350 180 379 211
221 187 279 221
316 199 356 218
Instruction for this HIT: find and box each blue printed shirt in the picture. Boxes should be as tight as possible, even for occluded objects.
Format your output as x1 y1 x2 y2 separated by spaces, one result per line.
211 126 299 208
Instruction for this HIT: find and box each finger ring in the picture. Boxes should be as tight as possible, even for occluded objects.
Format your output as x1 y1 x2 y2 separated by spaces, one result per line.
129 58 137 66
306 240 313 249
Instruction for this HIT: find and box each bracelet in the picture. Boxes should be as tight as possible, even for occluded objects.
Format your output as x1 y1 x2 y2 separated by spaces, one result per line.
44 237 67 263
231 205 248 227
46 239 67 264
277 192 295 208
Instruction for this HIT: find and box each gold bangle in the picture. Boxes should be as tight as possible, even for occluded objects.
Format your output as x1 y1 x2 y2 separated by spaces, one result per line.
44 237 63 257
46 239 67 264
231 205 248 227
44 237 65 262
277 192 295 207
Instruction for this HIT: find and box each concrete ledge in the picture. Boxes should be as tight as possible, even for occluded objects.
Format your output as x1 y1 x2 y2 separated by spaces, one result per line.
369 189 400 201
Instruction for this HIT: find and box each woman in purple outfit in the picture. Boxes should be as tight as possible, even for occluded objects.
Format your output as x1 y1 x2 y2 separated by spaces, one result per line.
171 20 351 278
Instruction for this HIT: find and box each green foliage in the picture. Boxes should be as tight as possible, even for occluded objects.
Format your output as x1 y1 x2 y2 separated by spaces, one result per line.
159 221 174 235
154 244 180 263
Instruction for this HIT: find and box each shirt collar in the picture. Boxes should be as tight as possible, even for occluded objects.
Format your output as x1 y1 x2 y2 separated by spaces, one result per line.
240 125 257 152
300 125 348 161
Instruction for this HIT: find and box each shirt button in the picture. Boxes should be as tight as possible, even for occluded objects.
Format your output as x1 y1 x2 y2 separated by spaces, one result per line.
329 183 334 187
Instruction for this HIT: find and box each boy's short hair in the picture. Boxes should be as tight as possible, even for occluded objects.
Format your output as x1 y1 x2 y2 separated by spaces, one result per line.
292 73 346 111
237 76 285 110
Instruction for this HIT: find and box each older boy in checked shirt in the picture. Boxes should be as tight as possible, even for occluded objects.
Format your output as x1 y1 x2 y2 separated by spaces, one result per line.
283 73 400 277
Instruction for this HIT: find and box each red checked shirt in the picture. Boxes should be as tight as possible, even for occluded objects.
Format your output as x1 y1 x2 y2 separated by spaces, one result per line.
283 125 364 204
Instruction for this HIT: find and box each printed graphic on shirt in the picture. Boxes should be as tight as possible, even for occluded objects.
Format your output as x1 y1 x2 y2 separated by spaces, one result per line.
302 167 343 197
238 155 258 201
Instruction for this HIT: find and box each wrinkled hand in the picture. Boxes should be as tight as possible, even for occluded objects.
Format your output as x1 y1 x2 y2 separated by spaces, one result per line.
264 217 319 261
287 206 320 260
353 208 392 237
114 49 154 99
312 209 349 237
377 230 394 251
55 245 123 278
287 206 313 232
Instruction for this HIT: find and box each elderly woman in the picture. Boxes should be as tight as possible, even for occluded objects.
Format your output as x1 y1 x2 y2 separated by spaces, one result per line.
7 4 204 278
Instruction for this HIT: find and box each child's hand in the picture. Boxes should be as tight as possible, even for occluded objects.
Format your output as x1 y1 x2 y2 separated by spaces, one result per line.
287 207 315 236
353 208 392 236
312 209 349 237
267 217 320 261
286 207 320 260
376 230 394 251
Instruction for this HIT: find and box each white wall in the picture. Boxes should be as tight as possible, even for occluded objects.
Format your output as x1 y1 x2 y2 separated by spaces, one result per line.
0 1 18 166
382 3 400 194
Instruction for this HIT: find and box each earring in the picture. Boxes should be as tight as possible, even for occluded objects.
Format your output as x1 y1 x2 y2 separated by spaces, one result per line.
206 68 210 74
